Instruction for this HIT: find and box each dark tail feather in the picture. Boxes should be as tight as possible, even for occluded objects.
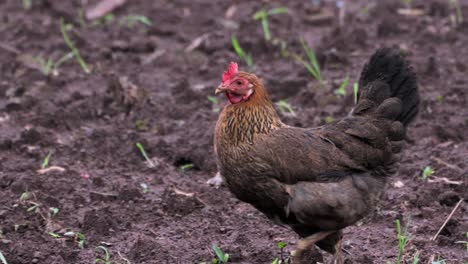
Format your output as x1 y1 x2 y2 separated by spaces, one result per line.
357 48 420 126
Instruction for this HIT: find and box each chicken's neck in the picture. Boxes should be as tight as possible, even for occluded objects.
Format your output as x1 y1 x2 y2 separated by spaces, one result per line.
218 99 284 145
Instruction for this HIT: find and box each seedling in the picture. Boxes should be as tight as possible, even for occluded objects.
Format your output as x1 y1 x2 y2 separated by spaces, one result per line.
422 166 435 180
231 35 253 67
49 207 59 217
19 192 30 202
449 0 463 26
271 38 289 57
212 244 229 263
180 163 194 171
207 96 221 112
93 13 115 25
135 119 149 131
253 7 289 41
120 15 152 28
64 231 87 249
276 241 287 263
34 52 74 76
276 100 296 116
22 0 32 10
135 142 156 167
432 257 447 264
435 95 444 102
78 8 87 27
294 39 324 84
27 201 40 213
353 82 359 104
140 183 149 193
41 151 52 169
76 232 86 249
412 251 420 264
396 219 411 264
334 77 349 96
60 18 91 74
0 251 8 264
325 116 335 123
49 232 62 238
95 246 112 264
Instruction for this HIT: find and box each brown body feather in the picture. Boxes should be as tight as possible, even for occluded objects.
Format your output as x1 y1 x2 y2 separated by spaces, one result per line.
214 48 419 254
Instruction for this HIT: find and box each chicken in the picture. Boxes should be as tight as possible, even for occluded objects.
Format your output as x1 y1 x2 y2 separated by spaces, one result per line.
213 48 419 263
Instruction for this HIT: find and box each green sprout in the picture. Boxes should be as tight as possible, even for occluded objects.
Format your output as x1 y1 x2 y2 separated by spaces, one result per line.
396 219 411 264
22 0 32 10
231 35 254 67
353 82 359 104
35 52 74 76
207 96 221 112
180 163 194 171
41 151 52 169
135 142 156 167
140 183 149 193
275 241 287 263
325 116 335 124
64 231 87 249
435 95 444 102
121 15 152 28
19 192 30 202
49 232 62 238
422 166 435 181
449 0 463 26
49 207 59 217
294 39 324 84
0 251 8 264
276 100 296 116
60 18 91 74
212 244 229 263
135 119 149 131
93 13 115 26
432 257 447 264
76 232 87 249
271 38 289 57
334 77 349 96
78 8 87 28
95 246 112 264
27 202 40 213
253 7 289 41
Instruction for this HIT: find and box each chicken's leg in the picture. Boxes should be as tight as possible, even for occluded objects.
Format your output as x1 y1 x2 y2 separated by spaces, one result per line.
292 230 335 263
330 238 344 264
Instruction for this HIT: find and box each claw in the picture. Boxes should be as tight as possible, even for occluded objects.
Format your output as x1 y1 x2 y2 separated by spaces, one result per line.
206 172 224 188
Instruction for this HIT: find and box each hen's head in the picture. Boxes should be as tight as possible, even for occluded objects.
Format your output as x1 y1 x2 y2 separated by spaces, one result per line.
215 62 266 105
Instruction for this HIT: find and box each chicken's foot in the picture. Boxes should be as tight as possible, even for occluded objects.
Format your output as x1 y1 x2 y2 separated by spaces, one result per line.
330 238 344 264
292 230 335 263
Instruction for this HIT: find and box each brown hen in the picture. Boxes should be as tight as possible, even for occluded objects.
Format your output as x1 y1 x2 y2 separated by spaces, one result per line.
213 48 419 263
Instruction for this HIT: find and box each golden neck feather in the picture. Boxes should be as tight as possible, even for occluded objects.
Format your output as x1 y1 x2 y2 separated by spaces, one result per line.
217 75 284 145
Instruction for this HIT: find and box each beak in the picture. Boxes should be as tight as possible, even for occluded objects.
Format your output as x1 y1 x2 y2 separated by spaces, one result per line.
215 85 228 95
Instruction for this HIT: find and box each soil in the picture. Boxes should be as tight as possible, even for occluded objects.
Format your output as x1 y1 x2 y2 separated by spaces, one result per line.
0 0 467 263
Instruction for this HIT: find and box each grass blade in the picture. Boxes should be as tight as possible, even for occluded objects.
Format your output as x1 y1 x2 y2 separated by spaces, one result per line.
0 251 8 264
268 7 289 15
60 17 91 74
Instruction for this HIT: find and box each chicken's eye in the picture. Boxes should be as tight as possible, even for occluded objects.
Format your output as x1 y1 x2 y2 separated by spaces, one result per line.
236 80 243 86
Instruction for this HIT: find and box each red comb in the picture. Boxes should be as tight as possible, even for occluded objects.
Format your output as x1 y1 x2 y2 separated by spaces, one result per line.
222 62 238 84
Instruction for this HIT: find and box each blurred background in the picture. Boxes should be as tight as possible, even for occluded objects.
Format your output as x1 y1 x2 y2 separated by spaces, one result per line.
0 0 466 263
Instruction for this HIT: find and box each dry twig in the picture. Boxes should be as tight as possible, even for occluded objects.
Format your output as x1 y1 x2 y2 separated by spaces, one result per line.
431 199 464 241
